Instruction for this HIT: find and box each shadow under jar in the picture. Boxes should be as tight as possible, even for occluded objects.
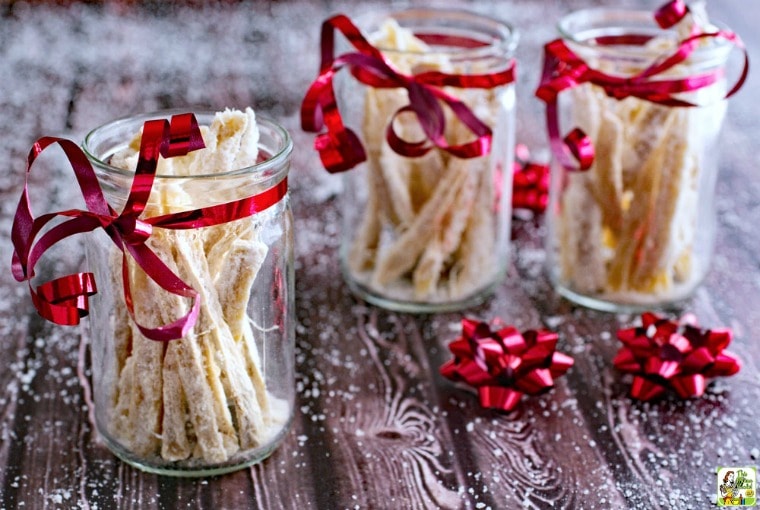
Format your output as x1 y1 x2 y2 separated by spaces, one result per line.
337 8 518 313
82 110 295 476
545 6 736 312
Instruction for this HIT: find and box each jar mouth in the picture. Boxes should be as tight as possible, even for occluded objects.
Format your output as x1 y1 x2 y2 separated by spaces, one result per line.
82 109 293 180
356 8 518 59
557 7 733 63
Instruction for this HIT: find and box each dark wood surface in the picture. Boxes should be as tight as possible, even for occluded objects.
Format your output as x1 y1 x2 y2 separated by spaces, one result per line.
0 1 758 508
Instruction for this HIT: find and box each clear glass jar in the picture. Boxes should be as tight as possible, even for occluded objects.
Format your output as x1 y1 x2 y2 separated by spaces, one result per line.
338 8 518 313
82 110 294 476
545 7 734 312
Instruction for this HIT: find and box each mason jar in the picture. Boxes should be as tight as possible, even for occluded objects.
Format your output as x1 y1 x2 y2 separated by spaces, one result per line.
82 110 294 476
337 8 518 312
543 6 736 312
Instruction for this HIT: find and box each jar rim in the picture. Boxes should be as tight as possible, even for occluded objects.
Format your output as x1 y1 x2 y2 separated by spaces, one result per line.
82 109 293 180
557 6 733 61
356 7 518 58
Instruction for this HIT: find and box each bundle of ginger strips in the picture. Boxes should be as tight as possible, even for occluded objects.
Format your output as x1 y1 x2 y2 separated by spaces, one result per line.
348 20 506 302
104 108 288 464
557 4 727 301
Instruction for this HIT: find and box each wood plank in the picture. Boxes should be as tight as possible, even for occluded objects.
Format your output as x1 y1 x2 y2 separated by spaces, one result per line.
291 202 467 507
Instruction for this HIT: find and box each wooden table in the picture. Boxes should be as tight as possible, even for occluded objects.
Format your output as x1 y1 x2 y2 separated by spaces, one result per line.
1 1 757 508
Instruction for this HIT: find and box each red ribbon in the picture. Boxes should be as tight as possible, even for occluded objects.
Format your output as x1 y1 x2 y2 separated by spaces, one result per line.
511 144 550 213
11 113 288 342
535 0 749 172
300 14 516 173
613 312 741 400
440 318 574 411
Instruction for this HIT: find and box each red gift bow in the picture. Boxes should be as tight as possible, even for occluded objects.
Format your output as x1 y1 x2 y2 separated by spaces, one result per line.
613 312 741 401
512 144 549 213
300 14 516 173
535 0 749 172
11 113 288 342
440 318 574 411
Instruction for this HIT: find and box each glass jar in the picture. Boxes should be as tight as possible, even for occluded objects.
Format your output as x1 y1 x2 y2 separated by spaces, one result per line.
544 6 735 312
337 8 518 313
82 110 294 476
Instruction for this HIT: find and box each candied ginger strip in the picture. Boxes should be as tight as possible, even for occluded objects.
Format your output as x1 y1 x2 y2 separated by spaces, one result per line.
208 220 271 416
348 160 384 272
629 111 689 290
160 344 191 461
371 162 468 286
121 262 165 457
589 107 625 234
448 166 496 297
413 157 479 298
607 111 675 291
559 175 606 294
174 232 266 449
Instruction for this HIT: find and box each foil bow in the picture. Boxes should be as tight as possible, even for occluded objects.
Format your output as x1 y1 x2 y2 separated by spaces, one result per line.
535 0 748 172
512 144 550 213
11 113 288 341
300 14 516 173
440 318 574 411
614 312 741 400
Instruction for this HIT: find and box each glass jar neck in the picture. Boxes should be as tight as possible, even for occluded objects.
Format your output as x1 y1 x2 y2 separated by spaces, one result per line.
558 7 732 75
82 110 292 211
357 8 518 62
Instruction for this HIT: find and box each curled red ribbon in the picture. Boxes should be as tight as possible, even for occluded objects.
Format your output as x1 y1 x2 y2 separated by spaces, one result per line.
11 113 288 341
440 318 574 411
535 0 749 172
300 14 516 173
613 312 741 401
654 0 689 30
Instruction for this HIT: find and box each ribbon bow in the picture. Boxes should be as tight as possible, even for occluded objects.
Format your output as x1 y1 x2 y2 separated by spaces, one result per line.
535 0 749 172
613 312 741 401
511 144 550 213
440 318 574 411
11 113 288 341
300 14 516 173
